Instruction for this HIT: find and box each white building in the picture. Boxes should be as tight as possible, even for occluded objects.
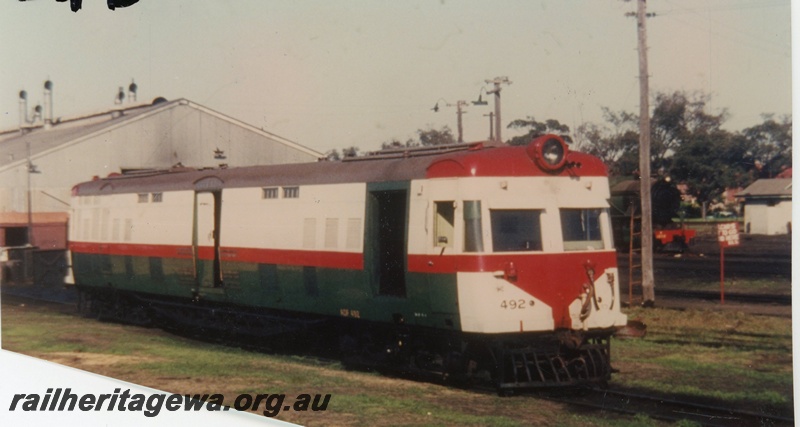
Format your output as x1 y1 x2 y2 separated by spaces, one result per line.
738 178 792 235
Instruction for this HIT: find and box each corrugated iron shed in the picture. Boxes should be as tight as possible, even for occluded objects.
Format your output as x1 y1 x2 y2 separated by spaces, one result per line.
0 98 321 172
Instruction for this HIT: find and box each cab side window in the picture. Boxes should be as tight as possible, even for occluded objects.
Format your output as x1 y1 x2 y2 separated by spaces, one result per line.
434 201 455 248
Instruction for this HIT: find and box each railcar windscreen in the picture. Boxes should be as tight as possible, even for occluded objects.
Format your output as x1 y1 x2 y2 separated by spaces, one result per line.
560 208 605 251
490 209 543 252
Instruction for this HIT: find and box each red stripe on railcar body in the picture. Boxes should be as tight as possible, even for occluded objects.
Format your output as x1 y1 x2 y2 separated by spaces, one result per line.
69 241 191 259
69 241 363 270
220 247 363 270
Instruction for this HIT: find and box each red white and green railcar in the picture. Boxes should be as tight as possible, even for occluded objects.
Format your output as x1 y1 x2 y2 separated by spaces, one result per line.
66 135 627 391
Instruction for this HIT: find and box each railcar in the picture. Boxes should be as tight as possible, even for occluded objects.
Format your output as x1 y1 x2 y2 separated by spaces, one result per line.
66 135 627 392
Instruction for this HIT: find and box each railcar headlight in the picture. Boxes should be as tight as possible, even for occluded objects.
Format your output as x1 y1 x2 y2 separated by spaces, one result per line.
526 134 568 172
542 139 564 165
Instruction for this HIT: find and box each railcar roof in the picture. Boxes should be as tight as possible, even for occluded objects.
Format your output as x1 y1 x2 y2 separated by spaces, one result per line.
74 141 608 196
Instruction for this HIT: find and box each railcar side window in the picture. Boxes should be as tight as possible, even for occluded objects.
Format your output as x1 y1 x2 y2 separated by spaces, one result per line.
151 192 163 203
137 193 148 203
490 210 542 252
283 186 299 198
434 201 455 248
463 200 484 252
560 208 605 251
262 187 279 199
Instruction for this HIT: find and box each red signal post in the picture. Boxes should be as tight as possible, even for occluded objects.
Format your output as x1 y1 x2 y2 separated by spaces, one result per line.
716 222 741 304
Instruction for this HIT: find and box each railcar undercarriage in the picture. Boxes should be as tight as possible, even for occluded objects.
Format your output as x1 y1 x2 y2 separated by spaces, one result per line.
77 286 615 393
336 323 612 393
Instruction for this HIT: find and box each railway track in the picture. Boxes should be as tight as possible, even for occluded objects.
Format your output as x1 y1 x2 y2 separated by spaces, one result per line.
540 388 794 427
657 289 791 305
617 255 792 278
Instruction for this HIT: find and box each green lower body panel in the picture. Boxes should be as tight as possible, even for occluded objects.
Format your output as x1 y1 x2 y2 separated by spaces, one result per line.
72 253 462 331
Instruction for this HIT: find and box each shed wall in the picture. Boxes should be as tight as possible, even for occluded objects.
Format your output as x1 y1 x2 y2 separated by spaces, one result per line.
744 200 792 235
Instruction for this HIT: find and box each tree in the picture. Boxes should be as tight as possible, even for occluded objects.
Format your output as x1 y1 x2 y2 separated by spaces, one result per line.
324 146 361 160
380 138 417 150
417 126 456 146
505 116 572 146
670 128 749 209
378 126 453 152
341 146 360 158
324 149 341 161
659 94 791 210
574 90 734 181
652 92 743 210
650 91 729 171
574 108 640 176
741 114 792 178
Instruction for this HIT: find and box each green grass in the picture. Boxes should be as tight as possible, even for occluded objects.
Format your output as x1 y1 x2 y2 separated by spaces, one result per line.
1 301 655 426
614 306 793 411
329 393 525 427
2 299 792 425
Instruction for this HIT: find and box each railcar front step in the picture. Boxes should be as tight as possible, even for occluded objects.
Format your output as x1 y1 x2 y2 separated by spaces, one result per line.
496 339 611 390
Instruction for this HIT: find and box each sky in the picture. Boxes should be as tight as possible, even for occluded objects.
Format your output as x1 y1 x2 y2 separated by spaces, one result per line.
0 0 792 155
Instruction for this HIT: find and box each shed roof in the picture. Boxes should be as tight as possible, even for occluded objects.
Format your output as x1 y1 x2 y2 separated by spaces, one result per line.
738 178 792 199
0 98 321 172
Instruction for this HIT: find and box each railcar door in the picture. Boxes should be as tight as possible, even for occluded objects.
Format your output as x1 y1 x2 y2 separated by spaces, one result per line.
366 183 408 298
194 190 223 290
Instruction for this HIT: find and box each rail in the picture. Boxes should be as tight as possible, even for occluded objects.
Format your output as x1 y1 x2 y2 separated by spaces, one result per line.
540 387 793 427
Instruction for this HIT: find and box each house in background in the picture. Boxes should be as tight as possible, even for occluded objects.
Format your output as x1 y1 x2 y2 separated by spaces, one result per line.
737 178 792 235
0 95 322 285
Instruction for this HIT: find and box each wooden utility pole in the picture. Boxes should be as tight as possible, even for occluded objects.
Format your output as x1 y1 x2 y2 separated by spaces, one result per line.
636 0 656 305
455 100 467 143
433 100 469 142
485 77 511 143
